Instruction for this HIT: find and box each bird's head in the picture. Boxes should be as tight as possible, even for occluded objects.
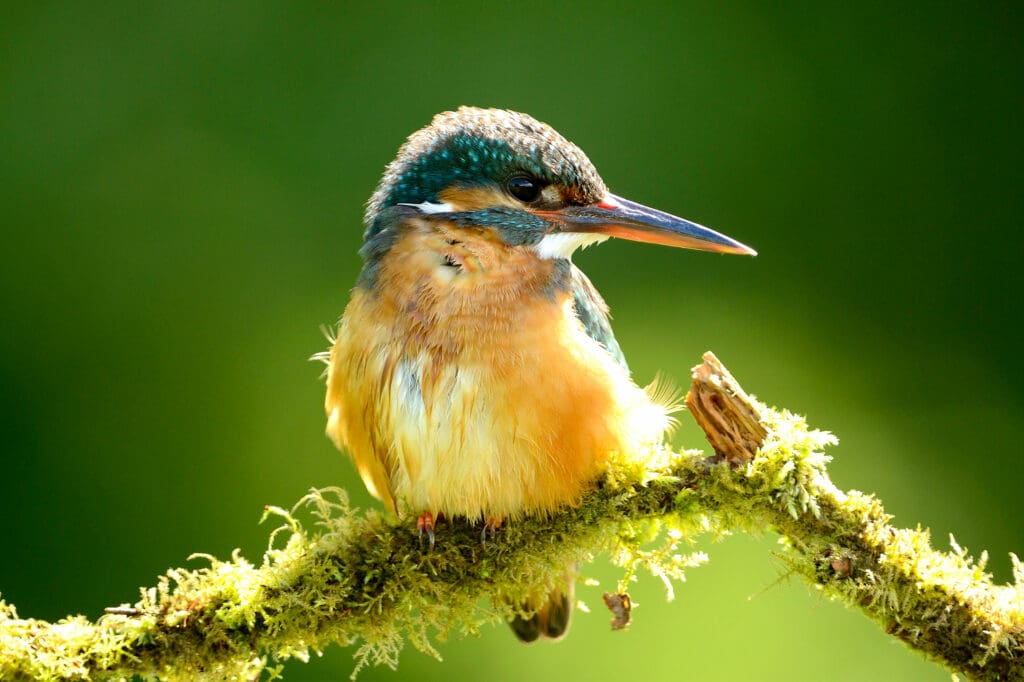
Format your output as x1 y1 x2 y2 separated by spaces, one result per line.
362 107 754 270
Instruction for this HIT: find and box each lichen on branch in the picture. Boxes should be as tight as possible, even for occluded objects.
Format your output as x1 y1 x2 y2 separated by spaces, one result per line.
0 353 1021 681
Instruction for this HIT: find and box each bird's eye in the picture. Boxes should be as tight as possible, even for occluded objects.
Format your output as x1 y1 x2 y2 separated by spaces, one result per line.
506 175 542 203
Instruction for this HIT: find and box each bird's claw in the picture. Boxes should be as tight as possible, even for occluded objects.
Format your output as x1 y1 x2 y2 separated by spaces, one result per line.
417 512 435 549
481 516 503 544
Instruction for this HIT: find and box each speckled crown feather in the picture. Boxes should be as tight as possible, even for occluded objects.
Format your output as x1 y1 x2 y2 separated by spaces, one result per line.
364 107 607 235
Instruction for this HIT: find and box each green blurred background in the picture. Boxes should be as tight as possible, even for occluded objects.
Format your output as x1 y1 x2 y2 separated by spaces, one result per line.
2 3 1021 680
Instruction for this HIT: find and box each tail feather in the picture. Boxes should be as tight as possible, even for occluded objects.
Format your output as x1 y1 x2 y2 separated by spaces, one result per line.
509 572 574 643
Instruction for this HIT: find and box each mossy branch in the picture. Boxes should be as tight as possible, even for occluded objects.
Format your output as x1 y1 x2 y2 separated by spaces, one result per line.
1 353 1021 681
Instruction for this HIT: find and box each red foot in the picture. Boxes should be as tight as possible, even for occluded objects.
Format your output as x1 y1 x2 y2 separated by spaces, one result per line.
417 512 435 548
481 516 504 543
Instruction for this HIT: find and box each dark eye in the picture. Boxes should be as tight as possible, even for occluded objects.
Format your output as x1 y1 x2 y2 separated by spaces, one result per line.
506 175 542 203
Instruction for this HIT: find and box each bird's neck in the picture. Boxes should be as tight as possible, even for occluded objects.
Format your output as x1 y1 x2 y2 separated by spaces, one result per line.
358 218 573 359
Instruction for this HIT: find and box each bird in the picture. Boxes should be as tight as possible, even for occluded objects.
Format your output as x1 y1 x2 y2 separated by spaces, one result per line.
323 107 754 642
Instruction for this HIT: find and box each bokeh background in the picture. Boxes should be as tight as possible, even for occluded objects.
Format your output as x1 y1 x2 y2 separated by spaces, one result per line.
2 3 1022 680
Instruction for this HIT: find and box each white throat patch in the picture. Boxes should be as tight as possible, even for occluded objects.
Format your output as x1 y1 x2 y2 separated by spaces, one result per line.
534 232 609 260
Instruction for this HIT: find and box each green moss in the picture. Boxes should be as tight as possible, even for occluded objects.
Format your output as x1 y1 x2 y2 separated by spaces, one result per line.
1 402 1021 680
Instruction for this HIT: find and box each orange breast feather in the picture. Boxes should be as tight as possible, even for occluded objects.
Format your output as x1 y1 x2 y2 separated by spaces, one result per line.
325 223 672 520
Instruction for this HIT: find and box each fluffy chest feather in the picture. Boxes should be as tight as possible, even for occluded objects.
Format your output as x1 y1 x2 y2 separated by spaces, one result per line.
325 221 671 519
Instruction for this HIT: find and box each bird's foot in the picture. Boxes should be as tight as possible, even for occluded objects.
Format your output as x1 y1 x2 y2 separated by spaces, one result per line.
417 512 435 549
481 516 504 543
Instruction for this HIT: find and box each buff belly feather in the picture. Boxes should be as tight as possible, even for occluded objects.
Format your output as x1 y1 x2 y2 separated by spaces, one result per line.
325 285 672 521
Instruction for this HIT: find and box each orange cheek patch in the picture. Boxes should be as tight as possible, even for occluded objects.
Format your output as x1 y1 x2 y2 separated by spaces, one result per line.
558 184 590 205
439 185 519 211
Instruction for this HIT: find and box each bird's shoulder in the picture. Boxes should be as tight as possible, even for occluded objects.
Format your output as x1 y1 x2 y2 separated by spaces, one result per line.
569 265 628 370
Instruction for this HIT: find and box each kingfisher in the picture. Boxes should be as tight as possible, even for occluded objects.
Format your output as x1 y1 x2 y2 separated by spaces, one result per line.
323 107 754 642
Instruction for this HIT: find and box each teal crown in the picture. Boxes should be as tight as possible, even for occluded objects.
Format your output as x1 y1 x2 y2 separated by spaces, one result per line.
364 107 607 239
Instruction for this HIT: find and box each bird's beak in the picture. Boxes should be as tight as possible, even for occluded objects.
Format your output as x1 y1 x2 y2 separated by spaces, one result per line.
539 193 756 255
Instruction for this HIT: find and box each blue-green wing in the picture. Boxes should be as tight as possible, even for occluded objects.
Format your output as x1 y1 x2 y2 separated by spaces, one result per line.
570 266 628 371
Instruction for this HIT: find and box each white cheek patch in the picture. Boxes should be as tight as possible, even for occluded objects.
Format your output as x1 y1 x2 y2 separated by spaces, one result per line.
534 232 609 260
397 201 454 214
